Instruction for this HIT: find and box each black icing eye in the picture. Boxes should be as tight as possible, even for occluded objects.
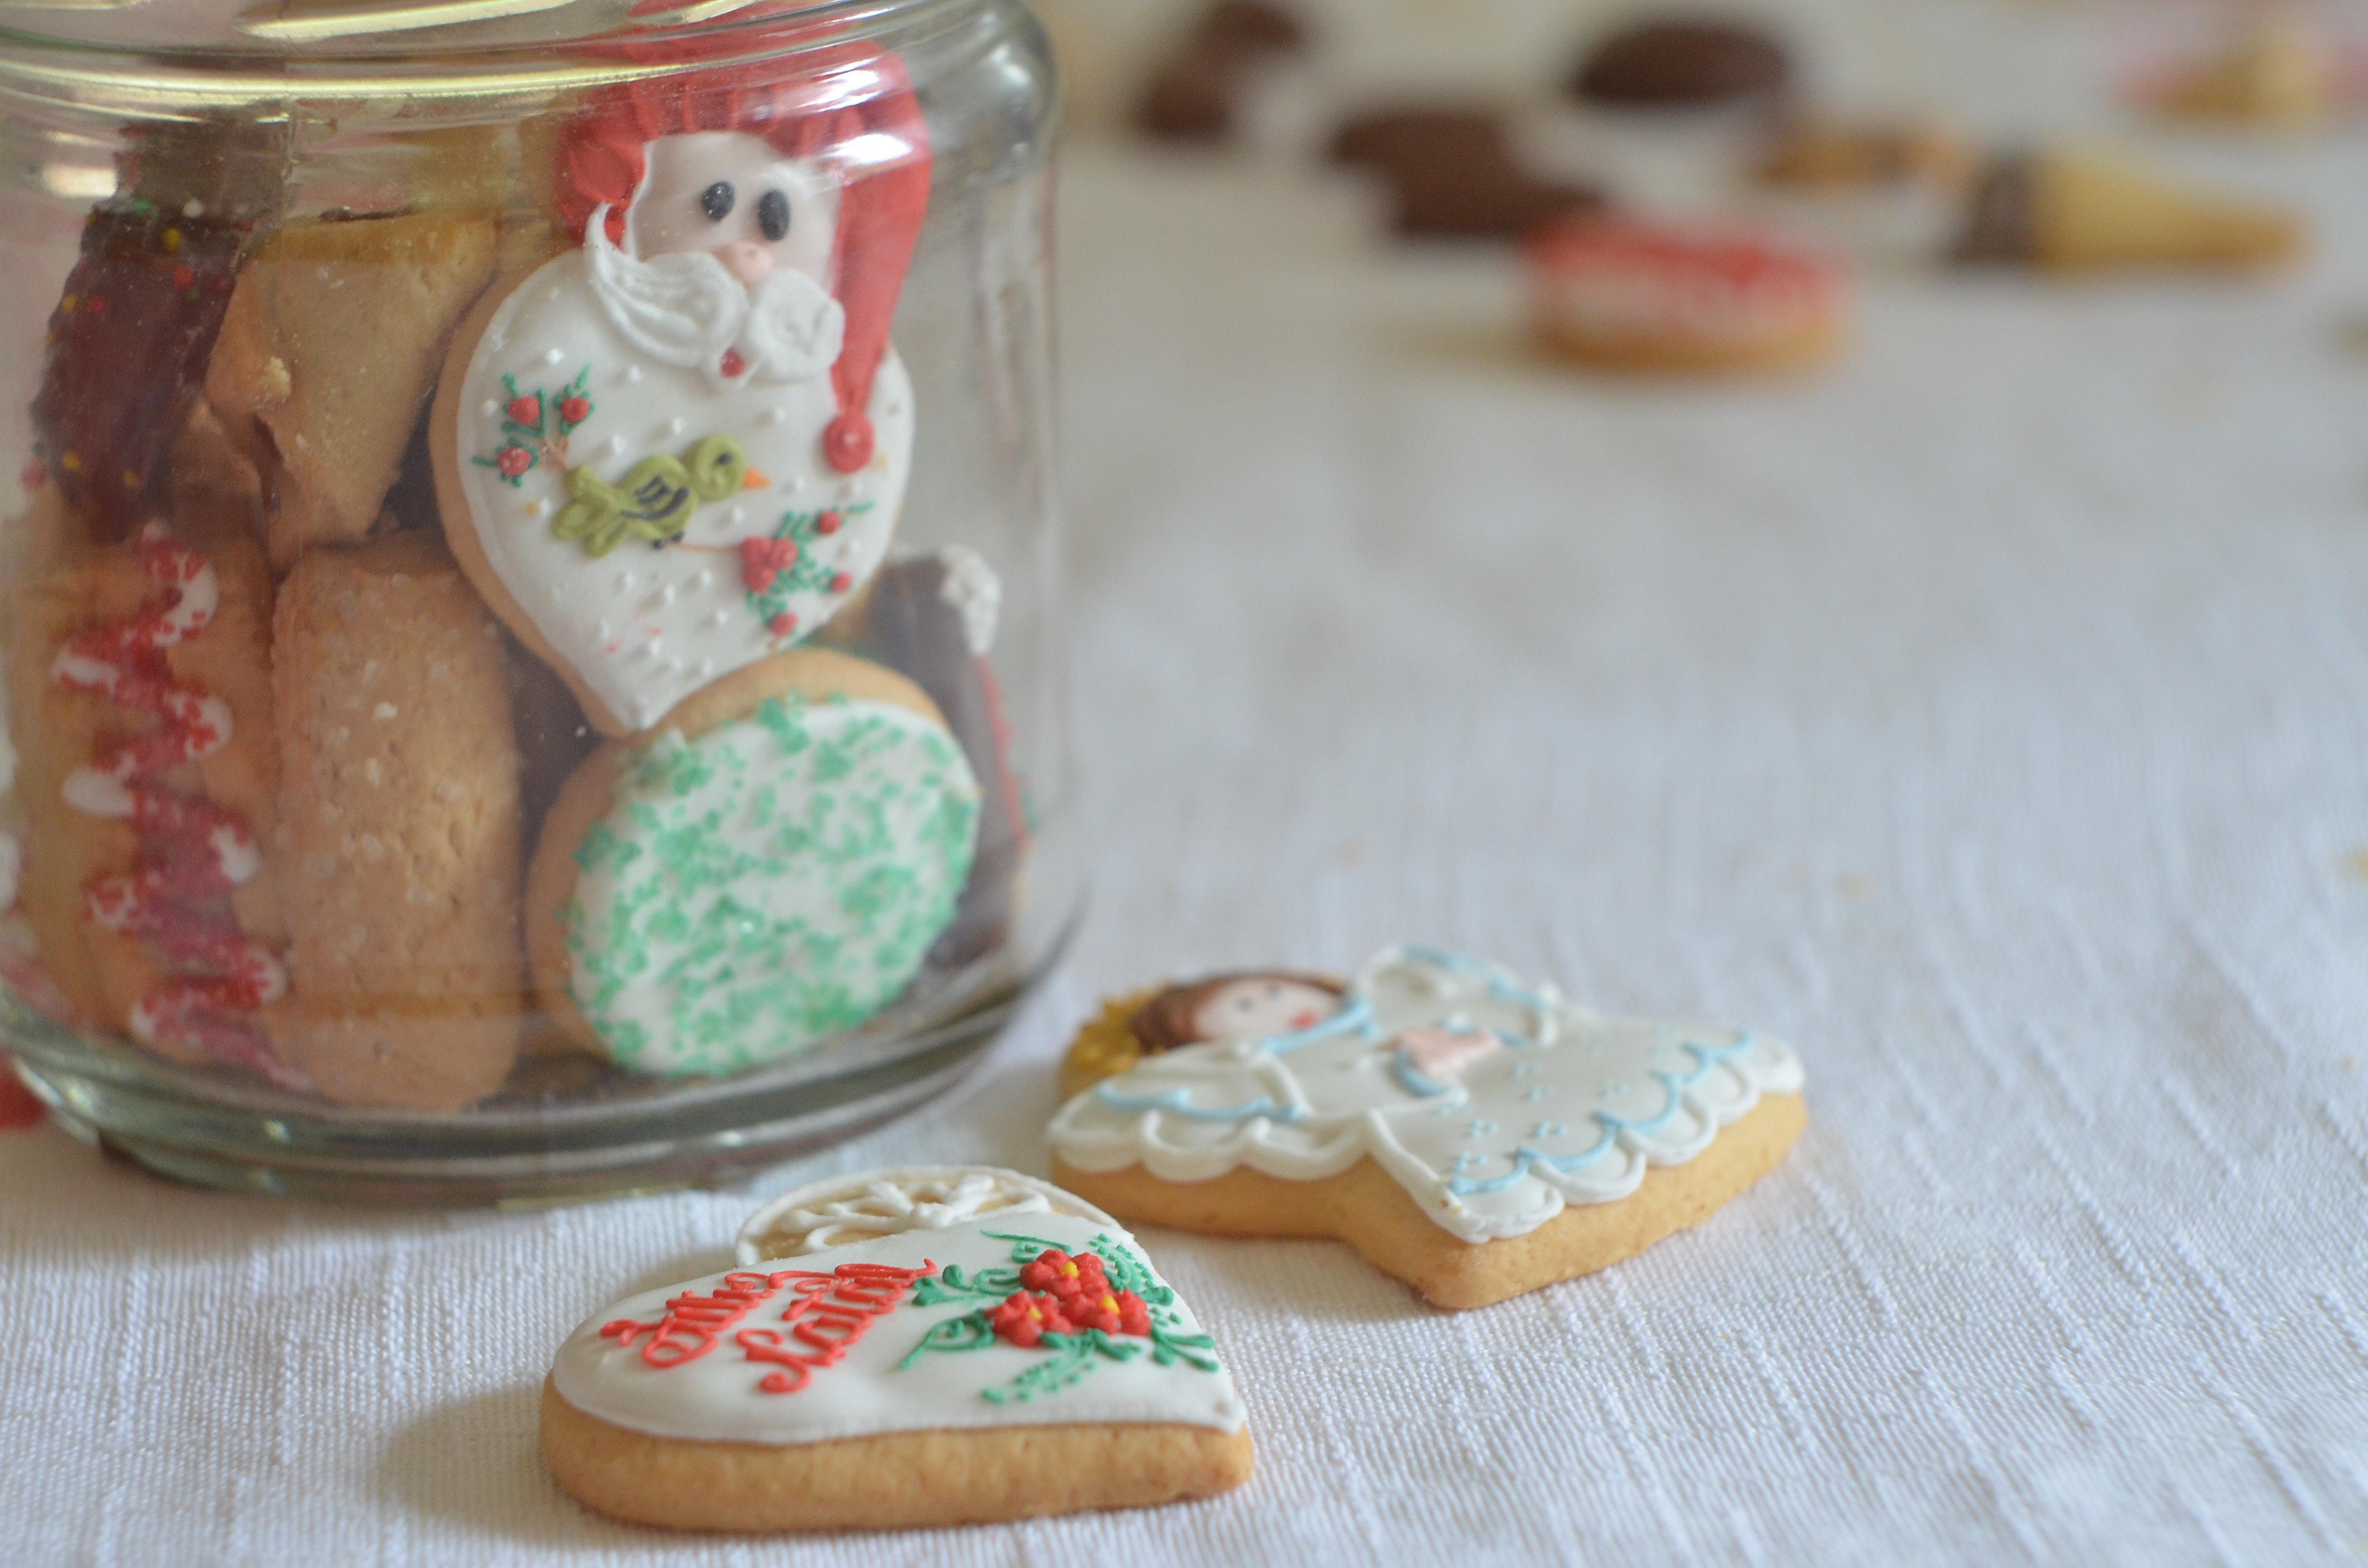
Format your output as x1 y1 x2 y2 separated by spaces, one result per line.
757 188 790 243
700 181 735 222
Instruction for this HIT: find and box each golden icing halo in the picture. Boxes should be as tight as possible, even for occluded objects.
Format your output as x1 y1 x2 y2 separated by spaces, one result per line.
1058 985 1167 1101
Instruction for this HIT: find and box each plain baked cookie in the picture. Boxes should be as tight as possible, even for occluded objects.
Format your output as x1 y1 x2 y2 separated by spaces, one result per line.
543 1194 1251 1531
268 532 525 1109
525 646 981 1075
206 211 499 572
1048 945 1807 1311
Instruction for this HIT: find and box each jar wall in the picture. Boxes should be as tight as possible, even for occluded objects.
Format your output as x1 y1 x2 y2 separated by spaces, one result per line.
0 0 1075 1200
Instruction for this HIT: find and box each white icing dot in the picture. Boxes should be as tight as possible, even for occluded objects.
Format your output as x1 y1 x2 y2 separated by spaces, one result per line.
664 416 686 438
372 702 398 721
728 506 747 526
615 571 636 592
710 610 731 628
697 658 716 677
624 365 643 384
607 435 627 457
657 584 677 607
486 331 506 351
762 406 788 426
595 620 614 638
543 347 566 367
694 569 715 590
531 500 551 517
182 198 204 219
481 399 500 416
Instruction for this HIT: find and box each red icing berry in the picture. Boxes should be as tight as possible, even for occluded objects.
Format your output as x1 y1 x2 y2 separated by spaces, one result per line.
828 571 852 594
83 295 107 318
989 1292 1074 1348
739 536 800 594
170 265 196 292
767 611 799 637
495 444 534 478
506 394 540 425
823 413 873 474
558 395 591 426
720 348 747 380
814 511 841 535
1019 1249 1112 1304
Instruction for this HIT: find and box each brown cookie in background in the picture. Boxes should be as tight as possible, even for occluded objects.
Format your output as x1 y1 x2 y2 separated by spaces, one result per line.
1569 18 1791 109
1329 108 1606 237
1135 0 1310 143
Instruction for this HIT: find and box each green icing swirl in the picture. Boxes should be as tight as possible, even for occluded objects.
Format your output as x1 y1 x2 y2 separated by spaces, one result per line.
563 694 982 1076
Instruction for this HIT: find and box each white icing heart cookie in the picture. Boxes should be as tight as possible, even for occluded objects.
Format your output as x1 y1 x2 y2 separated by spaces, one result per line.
432 64 932 735
1049 945 1808 1309
543 1195 1254 1531
525 648 981 1076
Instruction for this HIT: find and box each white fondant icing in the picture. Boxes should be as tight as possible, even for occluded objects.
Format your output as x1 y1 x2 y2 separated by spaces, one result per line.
552 1212 1246 1444
449 248 913 733
934 545 1002 656
1047 946 1806 1245
738 1165 1121 1263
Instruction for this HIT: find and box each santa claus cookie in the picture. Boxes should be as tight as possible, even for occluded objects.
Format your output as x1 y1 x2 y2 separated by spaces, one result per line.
526 646 980 1075
1049 946 1807 1310
433 55 932 735
543 1188 1252 1531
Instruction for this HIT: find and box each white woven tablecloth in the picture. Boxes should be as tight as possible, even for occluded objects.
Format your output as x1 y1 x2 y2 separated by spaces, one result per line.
12 22 2368 1559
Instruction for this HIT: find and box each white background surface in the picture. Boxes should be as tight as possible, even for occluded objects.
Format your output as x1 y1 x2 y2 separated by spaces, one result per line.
13 1 2368 1560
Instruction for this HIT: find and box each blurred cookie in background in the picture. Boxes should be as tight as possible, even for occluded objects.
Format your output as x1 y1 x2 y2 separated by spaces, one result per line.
1951 147 2307 274
1329 107 1605 238
1568 16 1793 110
1525 217 1850 375
2130 11 2357 131
1135 0 1311 144
1747 115 1974 266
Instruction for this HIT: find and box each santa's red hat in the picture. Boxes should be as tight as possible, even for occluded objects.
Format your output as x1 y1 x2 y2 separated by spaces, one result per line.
554 43 932 474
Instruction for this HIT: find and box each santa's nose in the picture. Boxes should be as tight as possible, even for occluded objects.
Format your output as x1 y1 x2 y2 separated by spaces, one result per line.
714 242 775 286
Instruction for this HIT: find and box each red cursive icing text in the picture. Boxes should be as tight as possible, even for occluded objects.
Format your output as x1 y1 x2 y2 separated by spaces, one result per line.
734 1262 932 1393
599 1262 932 1389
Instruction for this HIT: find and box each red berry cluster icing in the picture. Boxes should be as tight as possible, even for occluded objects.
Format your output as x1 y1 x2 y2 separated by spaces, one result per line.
49 526 295 1085
987 1247 1154 1347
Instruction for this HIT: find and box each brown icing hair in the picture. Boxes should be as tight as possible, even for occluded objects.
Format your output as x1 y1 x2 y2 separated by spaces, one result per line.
1128 971 1347 1055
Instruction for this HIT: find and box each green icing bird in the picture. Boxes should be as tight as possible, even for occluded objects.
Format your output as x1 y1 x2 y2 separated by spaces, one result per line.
552 434 765 557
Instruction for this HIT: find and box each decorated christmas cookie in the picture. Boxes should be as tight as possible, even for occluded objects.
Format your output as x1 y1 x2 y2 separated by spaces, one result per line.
1049 946 1807 1310
432 57 932 735
739 1164 1120 1262
543 1203 1253 1531
525 647 981 1076
1525 217 1849 375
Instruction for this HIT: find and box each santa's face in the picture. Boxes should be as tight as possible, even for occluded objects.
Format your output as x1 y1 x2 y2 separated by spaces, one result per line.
628 131 840 293
1191 978 1341 1043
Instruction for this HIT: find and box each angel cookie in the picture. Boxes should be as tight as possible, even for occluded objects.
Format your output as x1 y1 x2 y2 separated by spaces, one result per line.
1048 946 1806 1310
543 1172 1252 1531
433 52 931 735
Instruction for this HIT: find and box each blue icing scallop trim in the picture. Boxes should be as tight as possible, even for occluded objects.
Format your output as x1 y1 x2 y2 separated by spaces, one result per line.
1094 1084 1305 1124
1443 1035 1757 1196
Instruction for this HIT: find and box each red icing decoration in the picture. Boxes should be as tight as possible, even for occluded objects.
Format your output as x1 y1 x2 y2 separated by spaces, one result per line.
719 348 747 380
559 395 592 425
767 611 798 637
734 1262 932 1393
1524 218 1841 331
0 1068 43 1131
549 45 931 488
50 527 293 1084
495 445 534 479
814 510 841 535
827 571 852 595
602 1262 931 1392
738 535 801 593
506 394 541 425
993 1250 1152 1343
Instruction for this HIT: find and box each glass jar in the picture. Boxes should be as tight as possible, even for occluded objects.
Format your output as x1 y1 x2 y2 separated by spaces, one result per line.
0 0 1075 1201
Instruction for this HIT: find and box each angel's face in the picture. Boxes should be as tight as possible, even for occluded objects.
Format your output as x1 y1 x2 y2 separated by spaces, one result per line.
628 132 839 292
1190 978 1341 1043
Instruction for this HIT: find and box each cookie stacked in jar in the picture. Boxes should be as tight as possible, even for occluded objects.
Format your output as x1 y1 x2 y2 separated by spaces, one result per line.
0 1 1067 1192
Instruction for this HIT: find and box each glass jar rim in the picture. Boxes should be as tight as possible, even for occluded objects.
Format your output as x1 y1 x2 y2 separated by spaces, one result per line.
0 0 984 119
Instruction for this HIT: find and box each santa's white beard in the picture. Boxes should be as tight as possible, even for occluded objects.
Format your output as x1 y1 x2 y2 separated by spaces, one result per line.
585 204 847 388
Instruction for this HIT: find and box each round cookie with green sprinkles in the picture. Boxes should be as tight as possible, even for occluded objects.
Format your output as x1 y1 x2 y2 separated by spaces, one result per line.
525 647 982 1076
